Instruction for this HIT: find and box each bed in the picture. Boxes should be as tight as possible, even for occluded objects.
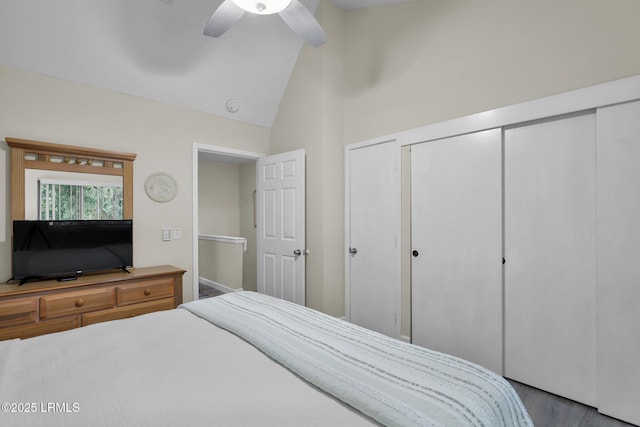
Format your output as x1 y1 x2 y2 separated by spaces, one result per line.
0 291 533 426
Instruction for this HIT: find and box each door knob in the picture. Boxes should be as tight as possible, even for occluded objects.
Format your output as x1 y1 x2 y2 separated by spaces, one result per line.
412 250 419 257
294 249 310 256
349 247 358 255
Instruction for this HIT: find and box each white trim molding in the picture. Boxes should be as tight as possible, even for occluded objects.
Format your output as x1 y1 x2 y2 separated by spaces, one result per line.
355 74 640 149
198 234 248 252
199 277 243 294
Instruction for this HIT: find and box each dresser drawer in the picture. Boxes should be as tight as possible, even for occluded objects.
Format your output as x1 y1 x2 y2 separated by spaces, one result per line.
117 278 175 306
82 298 175 326
0 297 37 328
40 288 115 319
0 316 80 341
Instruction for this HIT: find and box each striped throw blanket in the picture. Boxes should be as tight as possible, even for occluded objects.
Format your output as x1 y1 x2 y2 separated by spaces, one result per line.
180 291 533 427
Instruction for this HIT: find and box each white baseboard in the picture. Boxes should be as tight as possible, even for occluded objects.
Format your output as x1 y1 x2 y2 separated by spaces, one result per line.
199 277 242 294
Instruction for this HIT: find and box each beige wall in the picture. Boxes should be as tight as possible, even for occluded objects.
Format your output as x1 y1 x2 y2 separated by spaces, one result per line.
271 0 345 316
198 160 240 236
198 160 243 290
197 159 256 291
343 0 640 144
199 239 244 290
0 65 270 301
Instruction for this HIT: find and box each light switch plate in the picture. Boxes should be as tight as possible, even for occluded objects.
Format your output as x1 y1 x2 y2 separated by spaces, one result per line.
172 228 182 240
162 227 171 241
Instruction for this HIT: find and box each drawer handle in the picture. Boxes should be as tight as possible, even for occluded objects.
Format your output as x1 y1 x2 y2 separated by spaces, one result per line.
75 298 85 307
144 289 152 296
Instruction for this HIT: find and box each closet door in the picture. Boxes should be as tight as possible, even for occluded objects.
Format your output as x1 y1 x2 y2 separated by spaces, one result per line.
504 113 597 406
596 100 640 426
348 142 401 338
411 129 502 374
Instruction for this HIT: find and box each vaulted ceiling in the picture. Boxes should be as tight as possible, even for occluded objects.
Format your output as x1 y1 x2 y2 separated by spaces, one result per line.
0 0 411 128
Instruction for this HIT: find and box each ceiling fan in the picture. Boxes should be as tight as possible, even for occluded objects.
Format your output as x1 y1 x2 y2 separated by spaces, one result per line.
203 0 327 47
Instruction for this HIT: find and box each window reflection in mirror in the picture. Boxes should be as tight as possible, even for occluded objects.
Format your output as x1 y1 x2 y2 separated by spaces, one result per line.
25 169 123 220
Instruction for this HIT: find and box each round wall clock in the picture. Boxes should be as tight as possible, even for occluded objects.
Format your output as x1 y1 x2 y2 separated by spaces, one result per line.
144 173 177 203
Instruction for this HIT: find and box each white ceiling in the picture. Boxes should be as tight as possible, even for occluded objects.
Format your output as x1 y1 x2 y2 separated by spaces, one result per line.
0 0 411 128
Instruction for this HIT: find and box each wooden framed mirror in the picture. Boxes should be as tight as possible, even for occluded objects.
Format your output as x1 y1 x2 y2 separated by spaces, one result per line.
7 137 136 221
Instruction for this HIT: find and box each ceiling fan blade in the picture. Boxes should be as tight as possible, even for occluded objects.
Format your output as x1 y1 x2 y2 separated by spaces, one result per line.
278 0 327 47
203 0 246 38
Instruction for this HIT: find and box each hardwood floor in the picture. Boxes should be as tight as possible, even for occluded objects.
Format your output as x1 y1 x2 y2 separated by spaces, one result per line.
198 284 223 299
508 379 637 427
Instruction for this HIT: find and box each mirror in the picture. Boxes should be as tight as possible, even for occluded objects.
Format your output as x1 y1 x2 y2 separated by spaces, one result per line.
7 137 136 221
24 169 123 220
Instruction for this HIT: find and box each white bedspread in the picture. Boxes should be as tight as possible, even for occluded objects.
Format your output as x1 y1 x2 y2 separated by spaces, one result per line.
0 306 377 426
181 291 533 427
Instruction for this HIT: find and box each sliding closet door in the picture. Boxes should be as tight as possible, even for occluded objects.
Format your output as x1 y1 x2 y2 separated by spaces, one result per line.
596 100 640 426
504 113 597 406
348 142 401 338
411 129 502 374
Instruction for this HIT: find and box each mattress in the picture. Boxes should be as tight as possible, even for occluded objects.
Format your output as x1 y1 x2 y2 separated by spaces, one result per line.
0 291 532 426
0 306 376 426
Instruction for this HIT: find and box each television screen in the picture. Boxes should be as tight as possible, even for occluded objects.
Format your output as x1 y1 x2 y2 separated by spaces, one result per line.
12 220 133 284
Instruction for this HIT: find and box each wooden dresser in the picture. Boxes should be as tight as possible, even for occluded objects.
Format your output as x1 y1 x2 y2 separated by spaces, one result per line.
0 265 185 341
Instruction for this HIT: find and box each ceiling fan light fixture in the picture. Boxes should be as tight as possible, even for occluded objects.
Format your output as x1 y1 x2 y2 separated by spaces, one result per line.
232 0 292 15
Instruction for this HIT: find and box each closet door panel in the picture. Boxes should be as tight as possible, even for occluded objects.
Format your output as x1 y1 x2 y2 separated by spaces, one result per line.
504 113 597 406
411 128 502 374
596 100 640 426
348 142 401 338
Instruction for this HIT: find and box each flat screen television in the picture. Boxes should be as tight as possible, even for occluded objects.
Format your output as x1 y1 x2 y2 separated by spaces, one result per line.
11 220 133 285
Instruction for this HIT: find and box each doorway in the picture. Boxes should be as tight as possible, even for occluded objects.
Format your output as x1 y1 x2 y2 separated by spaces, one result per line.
192 143 264 301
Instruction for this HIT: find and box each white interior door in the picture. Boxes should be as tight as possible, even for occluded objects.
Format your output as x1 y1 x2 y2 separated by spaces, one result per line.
504 113 597 406
257 149 306 305
411 129 503 374
348 142 401 338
